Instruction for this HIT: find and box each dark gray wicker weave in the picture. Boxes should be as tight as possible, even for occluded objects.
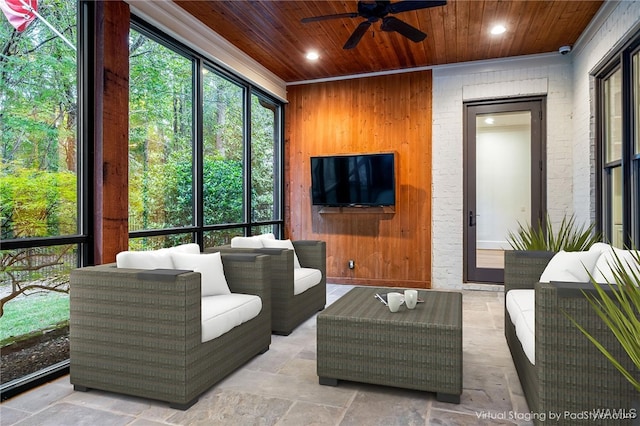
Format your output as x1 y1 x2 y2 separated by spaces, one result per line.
70 253 271 410
504 251 639 425
317 287 462 403
206 240 326 335
504 250 555 415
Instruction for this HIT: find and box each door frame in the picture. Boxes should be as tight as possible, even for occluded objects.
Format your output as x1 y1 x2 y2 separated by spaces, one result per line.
463 96 547 283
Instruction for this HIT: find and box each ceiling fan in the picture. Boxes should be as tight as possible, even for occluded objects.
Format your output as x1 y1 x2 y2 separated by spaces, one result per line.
301 1 447 50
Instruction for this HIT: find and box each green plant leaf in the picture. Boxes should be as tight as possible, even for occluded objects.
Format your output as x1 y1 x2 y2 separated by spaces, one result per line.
506 214 601 252
564 249 640 391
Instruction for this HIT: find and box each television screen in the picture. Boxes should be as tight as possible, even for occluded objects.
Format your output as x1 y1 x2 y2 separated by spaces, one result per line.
310 153 395 206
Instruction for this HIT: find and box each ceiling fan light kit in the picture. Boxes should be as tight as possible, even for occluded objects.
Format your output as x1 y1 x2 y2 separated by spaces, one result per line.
301 0 447 50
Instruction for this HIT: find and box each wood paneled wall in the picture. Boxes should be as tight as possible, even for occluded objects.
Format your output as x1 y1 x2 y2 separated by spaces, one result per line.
285 71 432 288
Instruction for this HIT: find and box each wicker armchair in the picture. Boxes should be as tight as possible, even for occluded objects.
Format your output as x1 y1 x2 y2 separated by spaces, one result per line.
70 253 271 410
504 251 638 424
207 240 326 335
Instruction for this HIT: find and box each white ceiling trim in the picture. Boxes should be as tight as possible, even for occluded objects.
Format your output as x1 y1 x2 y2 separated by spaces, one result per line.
126 0 287 102
288 52 563 86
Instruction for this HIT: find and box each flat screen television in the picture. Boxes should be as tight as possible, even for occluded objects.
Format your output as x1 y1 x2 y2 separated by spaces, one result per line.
310 153 396 207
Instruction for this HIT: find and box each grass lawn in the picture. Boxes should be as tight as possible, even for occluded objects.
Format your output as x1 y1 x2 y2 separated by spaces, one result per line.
0 291 69 345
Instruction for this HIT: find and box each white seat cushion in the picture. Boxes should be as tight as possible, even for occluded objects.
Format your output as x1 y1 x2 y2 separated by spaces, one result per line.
505 289 534 327
516 309 536 365
506 289 536 365
201 294 262 343
171 252 231 297
293 268 322 295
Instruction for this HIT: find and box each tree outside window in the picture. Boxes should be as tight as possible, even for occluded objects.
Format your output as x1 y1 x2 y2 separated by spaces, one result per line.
1 0 79 385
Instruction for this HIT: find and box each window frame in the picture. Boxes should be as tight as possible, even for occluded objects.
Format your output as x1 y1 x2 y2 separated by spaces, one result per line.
128 17 285 247
1 0 92 397
596 31 640 248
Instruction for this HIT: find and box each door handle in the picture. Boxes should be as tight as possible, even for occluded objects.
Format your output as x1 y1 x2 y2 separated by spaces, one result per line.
469 211 476 227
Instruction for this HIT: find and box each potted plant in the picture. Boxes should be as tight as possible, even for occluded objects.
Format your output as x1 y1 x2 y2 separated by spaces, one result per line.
504 214 601 290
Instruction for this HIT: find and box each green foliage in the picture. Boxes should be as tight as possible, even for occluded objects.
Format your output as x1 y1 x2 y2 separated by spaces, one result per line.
127 30 278 237
203 157 244 223
1 164 77 239
250 94 277 221
0 292 69 345
1 0 78 239
164 156 244 226
507 214 601 252
128 28 195 233
565 250 640 391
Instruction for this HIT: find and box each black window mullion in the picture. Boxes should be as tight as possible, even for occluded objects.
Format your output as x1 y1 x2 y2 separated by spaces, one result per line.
597 31 640 249
244 86 252 235
128 16 284 246
79 0 94 266
622 47 633 249
194 58 204 249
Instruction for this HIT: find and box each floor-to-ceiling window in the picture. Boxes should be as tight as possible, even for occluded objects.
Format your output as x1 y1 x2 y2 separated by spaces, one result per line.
128 18 283 250
128 25 195 249
597 31 640 249
1 0 88 394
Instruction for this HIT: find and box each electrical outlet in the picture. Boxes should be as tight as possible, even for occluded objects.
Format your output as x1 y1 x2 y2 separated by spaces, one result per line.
348 260 355 269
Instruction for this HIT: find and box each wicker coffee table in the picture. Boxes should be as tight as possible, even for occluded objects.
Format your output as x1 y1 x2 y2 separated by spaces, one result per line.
317 287 462 403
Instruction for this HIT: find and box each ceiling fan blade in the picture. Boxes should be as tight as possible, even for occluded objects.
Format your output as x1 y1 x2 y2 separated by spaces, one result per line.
388 0 447 14
381 16 427 42
301 12 359 23
344 21 372 50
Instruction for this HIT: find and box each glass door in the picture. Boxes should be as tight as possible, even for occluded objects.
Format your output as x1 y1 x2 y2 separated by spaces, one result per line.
464 99 545 283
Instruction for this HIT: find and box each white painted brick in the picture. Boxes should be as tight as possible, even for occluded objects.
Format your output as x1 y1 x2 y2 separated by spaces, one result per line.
430 0 639 290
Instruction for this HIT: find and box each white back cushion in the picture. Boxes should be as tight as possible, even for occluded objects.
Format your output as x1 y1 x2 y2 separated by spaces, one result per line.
589 242 613 255
171 252 231 296
230 233 276 249
539 250 602 283
592 247 640 284
116 250 174 269
230 236 264 248
163 243 201 254
261 238 302 269
255 233 275 240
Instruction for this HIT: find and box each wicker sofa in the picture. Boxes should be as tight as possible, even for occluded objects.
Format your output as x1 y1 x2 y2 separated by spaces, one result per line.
504 250 638 424
70 253 271 409
207 239 326 335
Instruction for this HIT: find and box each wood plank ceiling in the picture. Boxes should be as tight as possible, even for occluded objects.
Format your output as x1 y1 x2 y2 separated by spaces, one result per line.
174 0 603 83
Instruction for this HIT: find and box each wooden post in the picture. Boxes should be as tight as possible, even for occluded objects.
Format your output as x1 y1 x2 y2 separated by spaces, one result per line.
92 1 129 264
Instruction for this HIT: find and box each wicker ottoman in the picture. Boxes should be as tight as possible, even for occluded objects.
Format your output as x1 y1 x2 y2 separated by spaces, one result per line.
317 287 462 403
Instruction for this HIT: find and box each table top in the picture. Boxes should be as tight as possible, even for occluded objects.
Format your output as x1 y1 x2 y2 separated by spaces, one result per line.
319 287 462 328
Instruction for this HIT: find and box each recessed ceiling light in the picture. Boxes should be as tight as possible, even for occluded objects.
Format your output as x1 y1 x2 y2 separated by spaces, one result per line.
305 51 320 60
484 117 495 125
491 25 506 35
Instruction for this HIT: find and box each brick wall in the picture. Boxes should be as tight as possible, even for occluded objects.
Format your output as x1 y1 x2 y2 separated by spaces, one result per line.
430 0 640 289
572 0 640 226
431 55 572 289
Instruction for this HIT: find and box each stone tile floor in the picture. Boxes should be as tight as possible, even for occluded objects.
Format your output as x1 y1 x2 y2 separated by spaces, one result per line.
0 284 532 425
